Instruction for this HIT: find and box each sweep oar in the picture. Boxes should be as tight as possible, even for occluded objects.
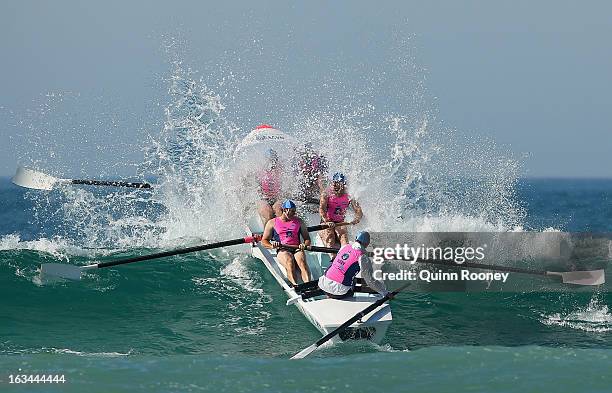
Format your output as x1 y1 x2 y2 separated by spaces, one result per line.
40 235 261 280
12 166 151 191
289 245 605 286
291 281 411 359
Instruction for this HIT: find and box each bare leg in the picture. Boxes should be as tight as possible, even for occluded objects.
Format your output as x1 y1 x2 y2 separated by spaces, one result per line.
294 250 311 283
321 227 338 248
257 200 275 225
321 227 339 259
277 251 299 285
336 226 349 246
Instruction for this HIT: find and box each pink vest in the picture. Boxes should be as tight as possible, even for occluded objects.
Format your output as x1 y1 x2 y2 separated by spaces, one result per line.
325 244 364 286
273 217 301 246
259 169 281 199
326 188 350 222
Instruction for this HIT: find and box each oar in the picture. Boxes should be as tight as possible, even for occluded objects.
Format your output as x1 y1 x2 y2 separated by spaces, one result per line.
291 281 411 359
290 244 605 286
40 235 261 280
415 258 605 286
280 244 338 253
305 222 350 232
12 166 152 191
39 223 342 281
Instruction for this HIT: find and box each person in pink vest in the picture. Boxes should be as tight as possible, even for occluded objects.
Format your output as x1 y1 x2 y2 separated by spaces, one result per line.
293 142 328 203
261 199 312 285
319 172 363 248
318 231 388 299
257 148 284 224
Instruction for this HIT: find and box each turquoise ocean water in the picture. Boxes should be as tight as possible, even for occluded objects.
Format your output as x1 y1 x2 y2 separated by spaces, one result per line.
1 177 611 392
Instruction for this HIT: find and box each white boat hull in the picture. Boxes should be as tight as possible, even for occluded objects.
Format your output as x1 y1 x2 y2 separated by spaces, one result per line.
247 213 392 344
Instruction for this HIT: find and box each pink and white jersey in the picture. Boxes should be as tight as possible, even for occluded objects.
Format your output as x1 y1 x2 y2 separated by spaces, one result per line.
259 168 282 199
325 243 364 286
272 217 302 246
326 187 351 222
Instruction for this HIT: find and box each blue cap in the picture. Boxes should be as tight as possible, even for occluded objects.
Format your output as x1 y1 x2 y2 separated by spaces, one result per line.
332 172 346 183
281 199 296 209
355 231 370 246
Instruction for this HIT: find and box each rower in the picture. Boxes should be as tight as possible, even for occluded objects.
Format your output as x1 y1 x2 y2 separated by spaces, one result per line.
257 148 283 224
319 172 363 248
293 142 328 203
318 231 388 299
261 199 312 285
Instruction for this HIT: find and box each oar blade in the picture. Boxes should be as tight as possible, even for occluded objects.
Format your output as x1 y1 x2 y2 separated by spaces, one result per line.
560 269 605 286
40 263 83 280
290 344 318 360
12 167 61 191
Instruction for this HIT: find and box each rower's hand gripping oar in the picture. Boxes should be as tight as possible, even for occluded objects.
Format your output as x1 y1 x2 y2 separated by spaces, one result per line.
291 244 605 286
40 235 261 280
12 166 151 191
291 281 412 359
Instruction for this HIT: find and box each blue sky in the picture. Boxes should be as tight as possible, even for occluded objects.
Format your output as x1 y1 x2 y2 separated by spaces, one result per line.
1 1 610 177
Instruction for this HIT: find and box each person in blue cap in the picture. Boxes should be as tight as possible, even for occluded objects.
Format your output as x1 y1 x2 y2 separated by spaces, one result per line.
318 231 387 299
293 142 328 203
261 199 312 285
257 148 284 224
319 172 363 248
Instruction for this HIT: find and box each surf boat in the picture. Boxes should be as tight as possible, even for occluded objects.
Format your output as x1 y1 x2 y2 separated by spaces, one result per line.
235 124 393 343
246 210 393 343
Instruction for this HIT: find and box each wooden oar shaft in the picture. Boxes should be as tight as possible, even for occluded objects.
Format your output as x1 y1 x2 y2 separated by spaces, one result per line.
305 222 349 232
90 222 340 271
308 245 340 253
96 236 259 269
280 244 340 253
71 179 152 189
42 221 344 279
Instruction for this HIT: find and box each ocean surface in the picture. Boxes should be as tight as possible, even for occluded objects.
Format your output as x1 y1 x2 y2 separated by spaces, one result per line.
1 176 611 392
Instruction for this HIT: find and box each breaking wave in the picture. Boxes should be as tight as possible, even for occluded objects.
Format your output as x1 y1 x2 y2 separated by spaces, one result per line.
14 36 525 257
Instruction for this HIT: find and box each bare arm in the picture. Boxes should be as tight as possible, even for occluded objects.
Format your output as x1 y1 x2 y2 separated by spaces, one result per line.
316 177 325 193
319 192 329 221
261 219 278 249
299 220 311 247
